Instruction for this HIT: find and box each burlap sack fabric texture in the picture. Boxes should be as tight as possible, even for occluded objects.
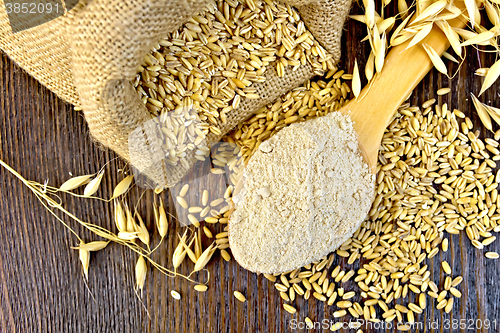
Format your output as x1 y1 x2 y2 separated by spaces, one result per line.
0 0 351 188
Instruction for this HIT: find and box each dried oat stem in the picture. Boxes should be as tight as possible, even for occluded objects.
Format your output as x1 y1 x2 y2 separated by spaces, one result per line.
0 158 207 284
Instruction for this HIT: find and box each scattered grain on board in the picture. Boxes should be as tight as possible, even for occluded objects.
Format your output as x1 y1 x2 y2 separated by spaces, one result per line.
194 285 208 292
437 88 451 95
171 290 181 300
486 252 499 259
234 291 246 302
442 238 449 252
220 249 231 261
283 304 297 314
442 261 452 275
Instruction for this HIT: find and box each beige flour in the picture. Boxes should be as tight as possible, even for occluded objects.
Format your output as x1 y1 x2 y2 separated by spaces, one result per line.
228 112 375 274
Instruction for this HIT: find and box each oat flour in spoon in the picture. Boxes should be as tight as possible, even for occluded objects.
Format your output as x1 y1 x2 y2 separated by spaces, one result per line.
228 112 375 274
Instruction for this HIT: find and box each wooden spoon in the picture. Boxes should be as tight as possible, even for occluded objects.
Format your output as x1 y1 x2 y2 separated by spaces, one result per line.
228 10 467 273
344 11 467 173
232 11 466 198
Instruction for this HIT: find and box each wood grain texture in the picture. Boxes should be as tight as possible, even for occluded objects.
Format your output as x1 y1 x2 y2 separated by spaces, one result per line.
1 3 500 332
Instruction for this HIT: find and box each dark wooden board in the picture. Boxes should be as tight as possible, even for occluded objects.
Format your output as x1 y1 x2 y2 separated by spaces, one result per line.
1 3 500 332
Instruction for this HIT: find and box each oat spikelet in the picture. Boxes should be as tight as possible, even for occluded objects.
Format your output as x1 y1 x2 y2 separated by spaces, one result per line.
479 59 500 96
391 31 414 46
461 30 496 47
363 0 376 28
193 242 216 272
83 171 104 197
348 14 368 23
79 242 90 280
442 51 459 63
390 14 413 46
484 0 500 25
377 17 395 34
0 159 208 288
406 23 433 49
135 214 150 246
117 231 139 240
412 0 446 24
72 241 109 251
436 21 462 57
352 59 361 98
59 174 94 191
125 204 136 232
153 202 159 226
422 44 448 75
173 231 188 269
375 33 386 73
184 238 198 264
398 0 409 17
464 0 480 27
172 246 187 269
111 175 134 199
454 28 478 40
471 93 493 131
483 104 500 126
195 230 202 259
114 200 127 232
157 200 168 238
371 24 381 54
476 67 489 76
135 256 147 292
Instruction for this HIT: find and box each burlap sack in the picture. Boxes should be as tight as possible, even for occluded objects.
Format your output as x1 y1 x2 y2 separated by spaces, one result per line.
0 0 351 188
0 1 84 105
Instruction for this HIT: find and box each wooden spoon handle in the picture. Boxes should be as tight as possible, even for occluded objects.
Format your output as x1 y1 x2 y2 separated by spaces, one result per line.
343 8 467 172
